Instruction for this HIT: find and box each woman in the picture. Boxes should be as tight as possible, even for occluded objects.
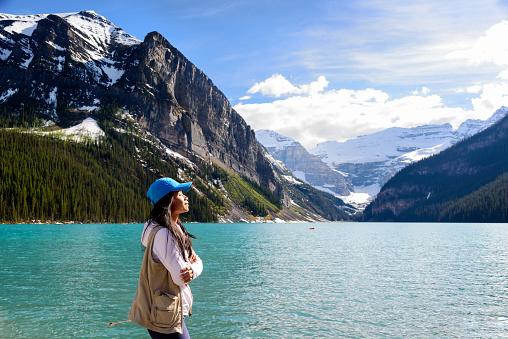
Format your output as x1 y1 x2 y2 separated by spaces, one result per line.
128 177 203 338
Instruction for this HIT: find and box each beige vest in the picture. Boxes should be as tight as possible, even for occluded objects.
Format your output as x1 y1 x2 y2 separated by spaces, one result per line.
128 226 184 334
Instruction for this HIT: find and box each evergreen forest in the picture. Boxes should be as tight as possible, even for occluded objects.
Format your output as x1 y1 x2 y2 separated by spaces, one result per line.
0 120 218 224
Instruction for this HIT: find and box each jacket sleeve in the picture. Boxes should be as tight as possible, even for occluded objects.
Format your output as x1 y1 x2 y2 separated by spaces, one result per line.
190 252 203 279
151 229 189 287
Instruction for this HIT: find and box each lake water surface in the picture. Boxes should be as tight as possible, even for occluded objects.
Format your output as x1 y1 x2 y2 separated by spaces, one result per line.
1 222 507 338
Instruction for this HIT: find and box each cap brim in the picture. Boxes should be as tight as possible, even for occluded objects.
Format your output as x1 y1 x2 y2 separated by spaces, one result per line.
177 182 192 193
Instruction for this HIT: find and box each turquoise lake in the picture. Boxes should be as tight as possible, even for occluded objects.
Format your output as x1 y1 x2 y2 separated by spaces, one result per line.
1 222 508 338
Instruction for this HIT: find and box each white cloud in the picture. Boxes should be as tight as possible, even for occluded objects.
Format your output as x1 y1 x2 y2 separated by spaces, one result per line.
497 69 508 80
470 82 508 117
466 85 483 94
235 75 508 149
239 95 251 100
445 20 508 66
411 87 430 95
247 74 296 97
235 88 474 149
247 74 329 97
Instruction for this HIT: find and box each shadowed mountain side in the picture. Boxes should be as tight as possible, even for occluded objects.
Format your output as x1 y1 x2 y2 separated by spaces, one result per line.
363 114 508 222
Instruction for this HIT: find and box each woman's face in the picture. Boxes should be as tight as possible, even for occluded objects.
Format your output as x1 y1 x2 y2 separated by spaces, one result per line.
171 190 189 216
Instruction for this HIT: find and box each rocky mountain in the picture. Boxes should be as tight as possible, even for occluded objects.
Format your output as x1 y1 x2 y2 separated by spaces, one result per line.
256 129 352 196
309 107 508 203
0 11 352 223
363 113 508 222
0 11 276 188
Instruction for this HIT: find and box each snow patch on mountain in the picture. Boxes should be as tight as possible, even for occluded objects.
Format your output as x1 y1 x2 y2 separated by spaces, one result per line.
396 141 451 164
292 170 306 183
32 117 105 142
339 191 373 206
256 129 300 151
45 40 66 51
0 44 12 60
310 123 454 165
0 11 141 86
282 175 303 185
59 117 105 141
0 13 46 36
3 20 38 36
0 88 18 103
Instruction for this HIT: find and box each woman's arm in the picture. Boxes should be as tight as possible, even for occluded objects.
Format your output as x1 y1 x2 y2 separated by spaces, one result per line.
180 250 203 283
152 229 192 287
189 250 203 278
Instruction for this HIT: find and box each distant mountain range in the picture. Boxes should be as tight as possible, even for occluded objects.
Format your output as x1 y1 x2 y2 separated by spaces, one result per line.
363 112 508 222
0 11 353 223
257 107 508 208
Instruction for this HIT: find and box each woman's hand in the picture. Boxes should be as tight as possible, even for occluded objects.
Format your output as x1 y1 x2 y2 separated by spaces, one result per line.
189 250 197 264
180 266 193 284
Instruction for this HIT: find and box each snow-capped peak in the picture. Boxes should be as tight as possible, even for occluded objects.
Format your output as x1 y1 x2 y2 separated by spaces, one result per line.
256 129 301 151
452 106 508 143
62 11 141 47
0 11 141 86
0 11 140 46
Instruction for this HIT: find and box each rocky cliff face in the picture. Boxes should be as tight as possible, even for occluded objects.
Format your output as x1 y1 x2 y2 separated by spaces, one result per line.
0 11 277 190
256 129 352 196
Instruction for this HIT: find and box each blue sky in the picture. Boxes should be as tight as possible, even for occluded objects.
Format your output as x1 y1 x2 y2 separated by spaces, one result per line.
3 0 508 148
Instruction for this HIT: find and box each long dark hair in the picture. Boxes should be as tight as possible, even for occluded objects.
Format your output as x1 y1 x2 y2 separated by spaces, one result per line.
149 191 196 260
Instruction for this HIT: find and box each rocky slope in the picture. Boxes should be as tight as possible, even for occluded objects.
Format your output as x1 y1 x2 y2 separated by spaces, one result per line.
256 129 352 196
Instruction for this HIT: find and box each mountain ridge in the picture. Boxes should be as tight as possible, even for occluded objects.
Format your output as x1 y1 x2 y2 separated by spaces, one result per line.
0 10 353 223
309 107 508 201
0 11 275 187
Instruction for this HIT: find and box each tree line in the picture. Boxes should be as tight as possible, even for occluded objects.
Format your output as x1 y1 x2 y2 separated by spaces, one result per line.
0 123 217 224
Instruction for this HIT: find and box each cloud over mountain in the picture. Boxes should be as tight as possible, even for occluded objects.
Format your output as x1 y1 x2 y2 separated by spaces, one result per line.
235 76 485 149
246 74 328 97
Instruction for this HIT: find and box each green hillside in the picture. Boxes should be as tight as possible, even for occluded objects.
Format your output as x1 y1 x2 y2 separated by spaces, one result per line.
438 172 508 222
0 119 217 224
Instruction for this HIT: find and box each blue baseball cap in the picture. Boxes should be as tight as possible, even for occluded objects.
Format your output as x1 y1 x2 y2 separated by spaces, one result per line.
147 177 192 205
